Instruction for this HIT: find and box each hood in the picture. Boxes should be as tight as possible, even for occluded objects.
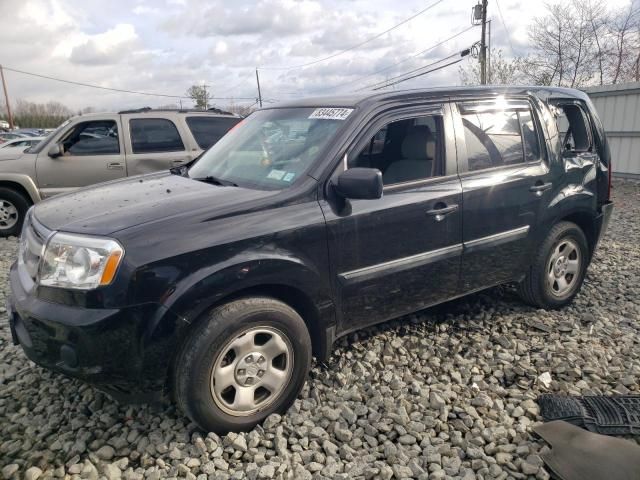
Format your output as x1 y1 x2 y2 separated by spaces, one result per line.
0 149 28 161
33 172 276 235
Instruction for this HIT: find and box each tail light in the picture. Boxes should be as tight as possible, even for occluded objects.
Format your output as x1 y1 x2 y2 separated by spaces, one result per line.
607 157 612 201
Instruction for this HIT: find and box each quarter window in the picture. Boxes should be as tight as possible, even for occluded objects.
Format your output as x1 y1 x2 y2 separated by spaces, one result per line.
460 107 542 171
186 116 241 149
350 115 443 185
554 104 591 153
130 118 185 154
61 120 120 156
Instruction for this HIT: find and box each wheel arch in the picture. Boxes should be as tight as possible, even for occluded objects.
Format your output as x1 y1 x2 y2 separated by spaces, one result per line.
159 257 336 365
0 177 40 204
556 210 597 259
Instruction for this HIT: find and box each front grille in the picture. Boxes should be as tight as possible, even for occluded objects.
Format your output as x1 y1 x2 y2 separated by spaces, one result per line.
18 210 52 281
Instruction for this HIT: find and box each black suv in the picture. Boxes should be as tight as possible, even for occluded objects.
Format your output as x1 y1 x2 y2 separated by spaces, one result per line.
8 87 613 432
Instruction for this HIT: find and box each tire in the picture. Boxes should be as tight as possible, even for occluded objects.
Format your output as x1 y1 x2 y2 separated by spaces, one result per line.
518 221 589 309
173 297 312 433
0 187 30 237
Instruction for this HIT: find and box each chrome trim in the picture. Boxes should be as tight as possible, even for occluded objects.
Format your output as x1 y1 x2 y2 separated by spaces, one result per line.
464 225 530 252
339 243 462 284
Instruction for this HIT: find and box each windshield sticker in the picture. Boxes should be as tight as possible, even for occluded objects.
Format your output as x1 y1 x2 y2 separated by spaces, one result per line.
282 172 296 182
267 169 286 180
309 108 353 121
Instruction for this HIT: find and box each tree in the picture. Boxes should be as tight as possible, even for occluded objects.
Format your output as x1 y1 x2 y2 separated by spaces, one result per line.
459 48 525 85
186 84 212 109
523 1 640 87
0 100 74 128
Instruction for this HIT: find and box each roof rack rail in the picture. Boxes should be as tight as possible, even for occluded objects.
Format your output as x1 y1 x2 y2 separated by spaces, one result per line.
118 107 153 114
117 107 237 116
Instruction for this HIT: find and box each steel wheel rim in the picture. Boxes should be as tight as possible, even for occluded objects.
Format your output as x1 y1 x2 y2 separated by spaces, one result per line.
0 199 18 230
547 238 581 297
210 326 294 417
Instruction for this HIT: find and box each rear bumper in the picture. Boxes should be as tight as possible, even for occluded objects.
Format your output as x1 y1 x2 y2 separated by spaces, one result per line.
594 201 614 251
7 263 183 403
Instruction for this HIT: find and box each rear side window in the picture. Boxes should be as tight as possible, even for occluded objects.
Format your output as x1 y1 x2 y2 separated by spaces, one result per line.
460 106 542 171
186 116 241 149
130 118 184 154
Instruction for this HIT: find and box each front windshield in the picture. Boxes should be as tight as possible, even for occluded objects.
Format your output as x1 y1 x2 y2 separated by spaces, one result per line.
188 107 352 190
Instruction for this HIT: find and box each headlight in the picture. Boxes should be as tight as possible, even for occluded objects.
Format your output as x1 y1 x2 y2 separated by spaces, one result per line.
39 233 124 290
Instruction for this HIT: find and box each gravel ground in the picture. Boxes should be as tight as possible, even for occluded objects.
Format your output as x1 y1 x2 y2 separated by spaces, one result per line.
1 179 639 480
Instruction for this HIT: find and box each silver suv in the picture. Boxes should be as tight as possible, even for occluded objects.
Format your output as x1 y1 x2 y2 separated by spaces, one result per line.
0 108 241 236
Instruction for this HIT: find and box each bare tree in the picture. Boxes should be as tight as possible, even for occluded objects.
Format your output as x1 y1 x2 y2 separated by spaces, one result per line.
608 3 640 83
524 1 640 87
459 49 525 85
6 100 74 128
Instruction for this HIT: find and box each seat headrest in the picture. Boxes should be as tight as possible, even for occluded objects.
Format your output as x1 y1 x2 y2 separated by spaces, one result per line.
401 126 436 160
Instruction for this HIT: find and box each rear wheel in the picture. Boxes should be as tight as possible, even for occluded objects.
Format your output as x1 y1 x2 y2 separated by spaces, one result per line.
518 221 589 309
173 297 311 433
0 188 30 237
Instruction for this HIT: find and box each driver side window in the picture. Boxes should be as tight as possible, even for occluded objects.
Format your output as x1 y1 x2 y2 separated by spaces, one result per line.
350 115 443 186
61 120 120 156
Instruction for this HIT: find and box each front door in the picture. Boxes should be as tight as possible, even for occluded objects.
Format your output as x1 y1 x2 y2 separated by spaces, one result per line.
452 98 554 292
35 117 126 197
320 105 463 335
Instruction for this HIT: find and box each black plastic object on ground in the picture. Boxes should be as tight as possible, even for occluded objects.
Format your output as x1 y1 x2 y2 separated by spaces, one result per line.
533 420 640 480
538 394 640 435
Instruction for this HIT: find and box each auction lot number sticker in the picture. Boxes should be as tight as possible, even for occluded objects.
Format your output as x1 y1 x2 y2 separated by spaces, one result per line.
309 108 354 121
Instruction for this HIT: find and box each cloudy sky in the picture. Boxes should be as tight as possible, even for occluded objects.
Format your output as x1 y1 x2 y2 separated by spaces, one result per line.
0 0 632 112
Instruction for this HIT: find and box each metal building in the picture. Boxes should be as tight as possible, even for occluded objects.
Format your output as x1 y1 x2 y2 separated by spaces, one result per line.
584 82 640 178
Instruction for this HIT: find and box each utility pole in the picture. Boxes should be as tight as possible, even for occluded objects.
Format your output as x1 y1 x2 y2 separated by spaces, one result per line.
487 19 492 84
479 0 488 85
0 65 14 130
255 69 263 108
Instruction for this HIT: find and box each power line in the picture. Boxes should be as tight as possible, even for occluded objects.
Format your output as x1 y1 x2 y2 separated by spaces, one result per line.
362 50 464 91
0 65 259 101
312 25 477 94
372 56 466 90
258 0 444 71
495 0 515 56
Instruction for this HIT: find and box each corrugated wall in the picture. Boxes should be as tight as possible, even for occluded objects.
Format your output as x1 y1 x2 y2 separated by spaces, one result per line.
585 82 640 177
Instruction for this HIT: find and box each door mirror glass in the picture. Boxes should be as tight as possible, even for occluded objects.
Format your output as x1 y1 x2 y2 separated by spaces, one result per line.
334 167 383 200
47 144 63 158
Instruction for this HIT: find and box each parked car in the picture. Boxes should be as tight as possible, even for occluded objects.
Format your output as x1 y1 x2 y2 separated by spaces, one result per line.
8 87 613 432
0 108 241 235
0 136 45 150
0 132 27 143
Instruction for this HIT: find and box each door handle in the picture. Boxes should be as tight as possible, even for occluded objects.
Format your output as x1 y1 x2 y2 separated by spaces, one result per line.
530 182 552 195
107 162 124 170
426 203 458 221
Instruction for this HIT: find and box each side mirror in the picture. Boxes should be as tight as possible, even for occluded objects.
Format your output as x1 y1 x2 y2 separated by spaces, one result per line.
47 144 63 158
333 167 383 200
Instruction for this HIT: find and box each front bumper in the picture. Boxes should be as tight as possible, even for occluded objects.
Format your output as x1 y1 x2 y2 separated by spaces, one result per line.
7 263 182 403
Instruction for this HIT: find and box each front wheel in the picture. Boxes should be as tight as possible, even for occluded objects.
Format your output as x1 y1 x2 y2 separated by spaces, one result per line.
518 221 589 309
173 297 312 433
0 187 30 237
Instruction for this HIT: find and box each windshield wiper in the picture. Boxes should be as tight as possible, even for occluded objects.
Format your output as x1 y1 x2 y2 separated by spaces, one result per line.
193 175 238 187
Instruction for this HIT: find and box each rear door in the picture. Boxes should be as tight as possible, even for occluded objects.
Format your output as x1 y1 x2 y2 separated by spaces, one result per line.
453 97 553 292
123 116 193 176
320 104 463 334
35 116 126 197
